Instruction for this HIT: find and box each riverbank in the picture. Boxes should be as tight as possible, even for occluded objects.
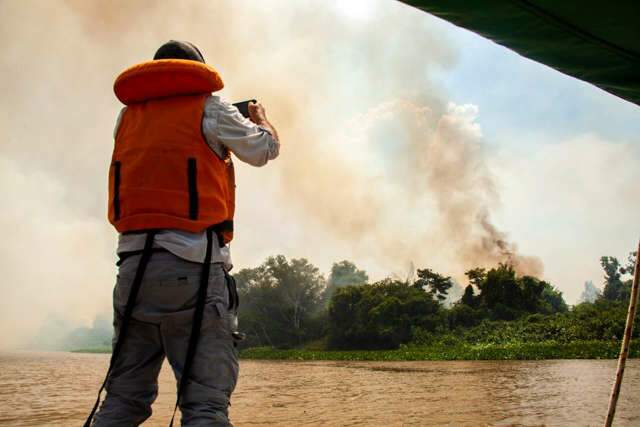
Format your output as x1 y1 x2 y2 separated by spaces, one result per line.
72 347 111 354
241 341 640 361
73 340 640 361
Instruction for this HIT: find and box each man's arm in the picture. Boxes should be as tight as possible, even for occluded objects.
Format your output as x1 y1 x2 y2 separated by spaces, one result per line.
202 97 280 167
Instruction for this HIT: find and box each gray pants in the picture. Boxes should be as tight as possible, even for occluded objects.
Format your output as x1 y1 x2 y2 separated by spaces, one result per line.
94 252 239 427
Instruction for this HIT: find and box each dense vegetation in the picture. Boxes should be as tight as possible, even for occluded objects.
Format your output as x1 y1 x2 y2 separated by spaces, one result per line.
233 250 638 358
69 249 638 360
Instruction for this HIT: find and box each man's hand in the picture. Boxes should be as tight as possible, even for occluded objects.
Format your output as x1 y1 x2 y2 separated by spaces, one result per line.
248 101 267 125
248 101 279 142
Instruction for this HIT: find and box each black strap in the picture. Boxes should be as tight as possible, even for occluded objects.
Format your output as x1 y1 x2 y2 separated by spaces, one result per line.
169 226 214 427
112 161 121 221
211 220 234 248
84 231 156 427
188 158 198 220
211 220 234 233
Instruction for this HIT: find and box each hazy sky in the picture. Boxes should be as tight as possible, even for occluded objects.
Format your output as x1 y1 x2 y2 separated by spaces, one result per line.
1 0 639 348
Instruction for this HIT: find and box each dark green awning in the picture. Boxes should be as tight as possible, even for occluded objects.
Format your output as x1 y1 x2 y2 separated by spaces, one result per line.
400 1 640 107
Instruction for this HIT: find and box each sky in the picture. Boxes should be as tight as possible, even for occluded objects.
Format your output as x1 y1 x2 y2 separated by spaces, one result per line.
0 0 638 349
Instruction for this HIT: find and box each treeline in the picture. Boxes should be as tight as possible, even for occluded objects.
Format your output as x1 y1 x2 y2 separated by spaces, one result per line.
233 251 638 351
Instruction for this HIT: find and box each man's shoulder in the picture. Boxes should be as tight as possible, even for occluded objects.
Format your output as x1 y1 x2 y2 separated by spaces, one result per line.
204 95 233 112
203 95 247 125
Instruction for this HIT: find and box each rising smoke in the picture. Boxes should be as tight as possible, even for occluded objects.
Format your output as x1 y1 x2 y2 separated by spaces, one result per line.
0 0 541 348
284 99 543 279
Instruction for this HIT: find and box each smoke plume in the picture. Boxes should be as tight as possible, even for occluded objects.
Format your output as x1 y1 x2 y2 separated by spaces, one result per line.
282 99 543 279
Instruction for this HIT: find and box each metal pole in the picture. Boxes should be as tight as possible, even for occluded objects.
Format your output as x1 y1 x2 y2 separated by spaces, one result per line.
604 240 640 427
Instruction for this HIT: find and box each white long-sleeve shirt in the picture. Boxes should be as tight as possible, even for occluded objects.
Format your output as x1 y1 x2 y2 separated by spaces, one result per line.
115 95 279 268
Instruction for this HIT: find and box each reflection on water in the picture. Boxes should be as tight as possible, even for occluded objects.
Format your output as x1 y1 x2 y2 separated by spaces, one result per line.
0 352 638 426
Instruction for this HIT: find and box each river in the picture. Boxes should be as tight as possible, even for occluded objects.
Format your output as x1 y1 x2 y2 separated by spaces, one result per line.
0 352 638 426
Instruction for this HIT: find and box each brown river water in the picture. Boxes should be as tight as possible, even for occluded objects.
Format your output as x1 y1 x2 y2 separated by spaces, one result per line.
0 352 638 426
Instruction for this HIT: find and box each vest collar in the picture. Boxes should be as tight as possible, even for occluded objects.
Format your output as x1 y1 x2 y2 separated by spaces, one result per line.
114 59 224 105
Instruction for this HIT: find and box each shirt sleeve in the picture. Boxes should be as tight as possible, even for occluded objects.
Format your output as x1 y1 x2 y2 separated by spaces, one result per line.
202 96 280 167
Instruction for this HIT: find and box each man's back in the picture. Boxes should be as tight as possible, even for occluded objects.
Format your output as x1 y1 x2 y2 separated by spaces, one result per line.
87 40 280 427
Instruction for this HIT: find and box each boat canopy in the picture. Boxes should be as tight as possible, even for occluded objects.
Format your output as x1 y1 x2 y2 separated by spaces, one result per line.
400 1 640 107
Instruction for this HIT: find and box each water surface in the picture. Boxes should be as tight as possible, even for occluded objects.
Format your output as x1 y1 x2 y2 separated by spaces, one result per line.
0 352 638 426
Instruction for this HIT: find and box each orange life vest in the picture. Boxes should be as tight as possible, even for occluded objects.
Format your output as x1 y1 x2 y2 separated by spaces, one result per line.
108 59 235 243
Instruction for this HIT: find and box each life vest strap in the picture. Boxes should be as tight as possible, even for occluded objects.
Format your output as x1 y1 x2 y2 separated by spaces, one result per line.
169 225 215 426
84 231 157 427
210 220 233 247
211 219 233 232
112 161 121 221
187 158 198 220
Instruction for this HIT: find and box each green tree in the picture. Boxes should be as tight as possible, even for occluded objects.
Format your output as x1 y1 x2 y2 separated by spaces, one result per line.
601 256 624 301
621 251 637 276
323 260 368 301
519 275 546 312
328 279 442 349
465 268 486 290
234 255 325 348
413 268 453 302
480 264 520 318
234 264 280 347
540 283 569 313
473 264 565 319
461 284 476 307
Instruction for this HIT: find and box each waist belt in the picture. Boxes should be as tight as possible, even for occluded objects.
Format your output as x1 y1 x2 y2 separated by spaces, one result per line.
116 248 170 266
